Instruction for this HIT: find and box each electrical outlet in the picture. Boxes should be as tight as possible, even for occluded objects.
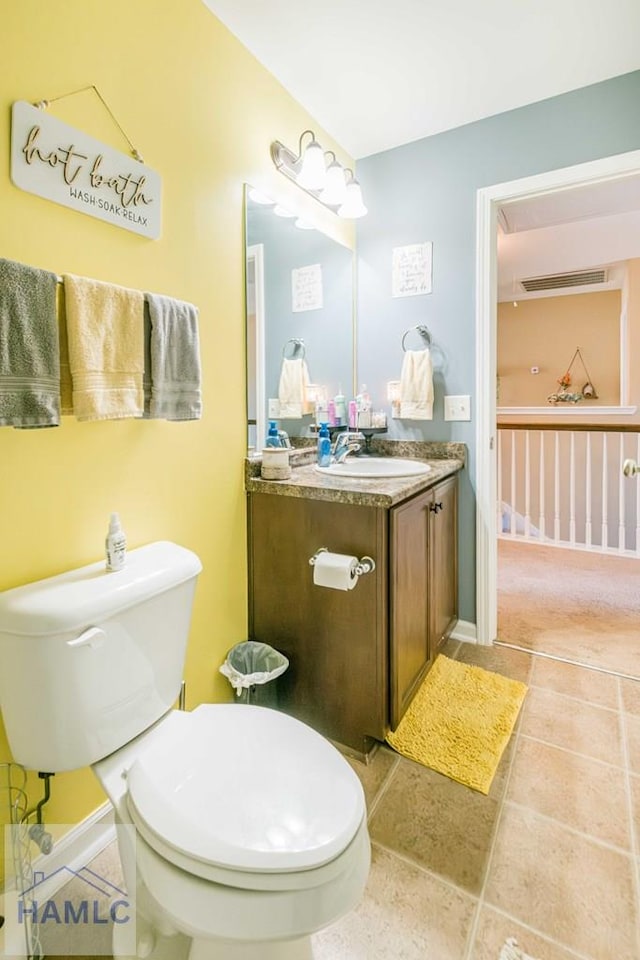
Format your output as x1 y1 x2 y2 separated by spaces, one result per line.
267 398 280 418
444 395 471 421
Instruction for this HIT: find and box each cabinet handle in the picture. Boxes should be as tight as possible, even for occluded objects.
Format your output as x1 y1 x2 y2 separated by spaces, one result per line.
429 502 444 514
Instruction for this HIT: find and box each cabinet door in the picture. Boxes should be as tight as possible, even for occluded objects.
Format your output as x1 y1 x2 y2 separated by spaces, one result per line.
389 489 431 729
248 493 388 752
430 476 458 650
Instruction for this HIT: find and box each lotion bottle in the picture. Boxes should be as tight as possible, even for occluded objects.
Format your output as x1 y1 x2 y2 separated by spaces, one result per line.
105 513 127 572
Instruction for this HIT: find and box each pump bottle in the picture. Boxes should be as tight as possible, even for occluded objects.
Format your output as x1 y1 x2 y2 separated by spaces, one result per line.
317 422 331 468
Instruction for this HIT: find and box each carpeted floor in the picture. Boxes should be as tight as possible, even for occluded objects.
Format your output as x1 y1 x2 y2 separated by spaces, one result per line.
498 539 640 677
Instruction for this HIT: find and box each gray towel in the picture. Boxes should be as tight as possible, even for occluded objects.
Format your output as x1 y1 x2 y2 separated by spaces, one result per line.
0 258 60 428
144 292 202 421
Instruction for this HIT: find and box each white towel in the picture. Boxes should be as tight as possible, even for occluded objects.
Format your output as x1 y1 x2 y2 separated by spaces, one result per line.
278 357 311 419
399 348 433 420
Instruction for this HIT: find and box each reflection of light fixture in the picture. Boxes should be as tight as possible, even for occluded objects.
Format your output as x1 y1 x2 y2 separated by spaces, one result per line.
273 205 296 218
271 130 367 219
248 188 275 205
294 218 315 230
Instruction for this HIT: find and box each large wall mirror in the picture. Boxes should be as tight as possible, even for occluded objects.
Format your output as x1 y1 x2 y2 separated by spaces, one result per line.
244 185 355 450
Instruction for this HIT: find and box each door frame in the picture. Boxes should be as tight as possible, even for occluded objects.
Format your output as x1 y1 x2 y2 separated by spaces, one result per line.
247 242 266 451
475 148 640 644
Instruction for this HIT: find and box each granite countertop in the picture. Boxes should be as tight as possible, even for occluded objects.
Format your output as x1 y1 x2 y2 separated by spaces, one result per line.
245 440 466 508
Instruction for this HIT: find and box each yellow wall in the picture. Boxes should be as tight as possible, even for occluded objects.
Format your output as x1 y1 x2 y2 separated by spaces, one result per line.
0 0 353 877
497 290 621 408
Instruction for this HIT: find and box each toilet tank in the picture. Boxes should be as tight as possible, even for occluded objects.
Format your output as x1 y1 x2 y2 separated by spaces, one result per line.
0 541 202 772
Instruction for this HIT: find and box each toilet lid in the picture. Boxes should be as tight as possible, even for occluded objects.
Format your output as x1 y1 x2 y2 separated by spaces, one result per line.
126 704 365 873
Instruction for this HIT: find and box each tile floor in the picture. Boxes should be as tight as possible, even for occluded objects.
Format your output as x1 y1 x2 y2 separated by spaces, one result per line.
42 640 640 960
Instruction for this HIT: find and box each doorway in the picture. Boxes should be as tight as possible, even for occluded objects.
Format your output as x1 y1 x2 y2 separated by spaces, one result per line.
475 149 640 647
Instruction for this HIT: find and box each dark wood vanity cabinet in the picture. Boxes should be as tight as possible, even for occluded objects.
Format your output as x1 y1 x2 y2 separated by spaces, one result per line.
389 475 458 729
247 473 458 753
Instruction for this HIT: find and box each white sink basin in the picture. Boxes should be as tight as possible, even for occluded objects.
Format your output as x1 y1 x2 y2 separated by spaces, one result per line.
315 457 432 479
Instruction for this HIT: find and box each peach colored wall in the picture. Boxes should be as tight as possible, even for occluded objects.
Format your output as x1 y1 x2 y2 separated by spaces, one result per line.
497 290 621 408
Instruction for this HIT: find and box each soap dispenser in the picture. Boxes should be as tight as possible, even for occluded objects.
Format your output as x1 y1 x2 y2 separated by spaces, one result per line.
266 421 281 447
317 422 331 468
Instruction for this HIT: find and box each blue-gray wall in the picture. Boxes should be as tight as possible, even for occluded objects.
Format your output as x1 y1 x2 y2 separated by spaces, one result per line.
356 70 640 623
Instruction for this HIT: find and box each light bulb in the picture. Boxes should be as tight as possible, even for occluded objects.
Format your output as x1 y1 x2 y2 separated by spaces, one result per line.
294 218 314 230
296 138 326 191
319 160 347 206
338 178 367 219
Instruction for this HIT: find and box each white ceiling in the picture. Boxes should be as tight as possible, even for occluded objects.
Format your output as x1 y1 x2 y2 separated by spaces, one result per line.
202 0 640 158
499 175 640 233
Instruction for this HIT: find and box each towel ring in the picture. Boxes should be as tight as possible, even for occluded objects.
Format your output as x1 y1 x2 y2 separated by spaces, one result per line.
401 325 432 351
282 338 306 359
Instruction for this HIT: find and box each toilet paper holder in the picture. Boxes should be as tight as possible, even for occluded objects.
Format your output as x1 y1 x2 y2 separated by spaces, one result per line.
308 547 376 577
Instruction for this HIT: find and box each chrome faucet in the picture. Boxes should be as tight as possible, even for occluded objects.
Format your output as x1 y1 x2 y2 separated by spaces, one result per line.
332 431 364 463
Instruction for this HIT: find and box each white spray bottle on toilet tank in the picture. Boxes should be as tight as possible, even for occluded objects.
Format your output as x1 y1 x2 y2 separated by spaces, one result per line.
105 512 127 571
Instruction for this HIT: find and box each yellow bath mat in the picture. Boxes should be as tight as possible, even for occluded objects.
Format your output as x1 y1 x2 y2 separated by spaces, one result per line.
386 655 527 794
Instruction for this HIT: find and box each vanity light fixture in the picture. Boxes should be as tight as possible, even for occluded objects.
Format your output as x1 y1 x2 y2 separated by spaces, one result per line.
271 130 367 219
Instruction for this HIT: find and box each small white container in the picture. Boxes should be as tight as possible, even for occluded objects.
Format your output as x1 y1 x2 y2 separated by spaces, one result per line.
261 447 291 481
105 512 127 571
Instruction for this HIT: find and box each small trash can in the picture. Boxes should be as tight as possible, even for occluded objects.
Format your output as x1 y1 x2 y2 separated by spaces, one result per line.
219 640 289 707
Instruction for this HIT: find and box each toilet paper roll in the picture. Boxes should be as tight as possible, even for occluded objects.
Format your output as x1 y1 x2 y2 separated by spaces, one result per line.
312 551 359 591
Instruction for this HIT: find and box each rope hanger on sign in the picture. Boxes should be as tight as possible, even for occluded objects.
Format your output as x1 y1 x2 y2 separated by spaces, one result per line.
547 347 598 404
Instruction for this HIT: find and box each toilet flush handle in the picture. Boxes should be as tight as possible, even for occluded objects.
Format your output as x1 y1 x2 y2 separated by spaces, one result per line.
66 626 106 649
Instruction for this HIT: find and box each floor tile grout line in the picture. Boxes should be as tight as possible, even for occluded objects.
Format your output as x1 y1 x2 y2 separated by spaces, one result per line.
615 675 640 960
365 753 401 822
505 798 635 858
518 732 627 772
369 838 481 903
526 681 621 713
461 661 528 960
484 902 596 960
495 640 640 682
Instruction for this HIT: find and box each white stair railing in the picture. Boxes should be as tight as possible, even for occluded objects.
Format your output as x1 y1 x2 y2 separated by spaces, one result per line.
498 423 640 556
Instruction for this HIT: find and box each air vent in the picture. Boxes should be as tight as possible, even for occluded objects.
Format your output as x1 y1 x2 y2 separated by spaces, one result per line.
520 269 607 292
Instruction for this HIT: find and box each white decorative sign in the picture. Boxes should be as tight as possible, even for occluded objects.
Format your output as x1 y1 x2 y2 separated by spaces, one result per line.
392 242 433 297
10 100 162 239
292 263 323 312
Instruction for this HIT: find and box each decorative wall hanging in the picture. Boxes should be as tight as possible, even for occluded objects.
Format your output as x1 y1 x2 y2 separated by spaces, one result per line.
10 87 161 239
392 242 433 297
547 347 598 404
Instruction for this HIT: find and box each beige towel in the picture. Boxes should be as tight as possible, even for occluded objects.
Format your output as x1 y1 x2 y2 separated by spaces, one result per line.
278 357 311 419
399 349 434 420
63 274 144 421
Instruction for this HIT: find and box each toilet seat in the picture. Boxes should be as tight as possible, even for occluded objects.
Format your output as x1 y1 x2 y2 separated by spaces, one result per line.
125 704 365 886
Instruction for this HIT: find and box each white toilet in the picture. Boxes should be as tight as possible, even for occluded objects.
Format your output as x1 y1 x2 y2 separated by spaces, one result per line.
0 541 370 959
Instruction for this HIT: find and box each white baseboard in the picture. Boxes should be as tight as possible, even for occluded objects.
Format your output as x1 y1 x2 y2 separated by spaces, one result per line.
2 800 116 901
450 619 478 643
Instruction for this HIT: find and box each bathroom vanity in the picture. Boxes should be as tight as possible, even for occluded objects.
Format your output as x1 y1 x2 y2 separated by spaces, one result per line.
245 442 464 755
